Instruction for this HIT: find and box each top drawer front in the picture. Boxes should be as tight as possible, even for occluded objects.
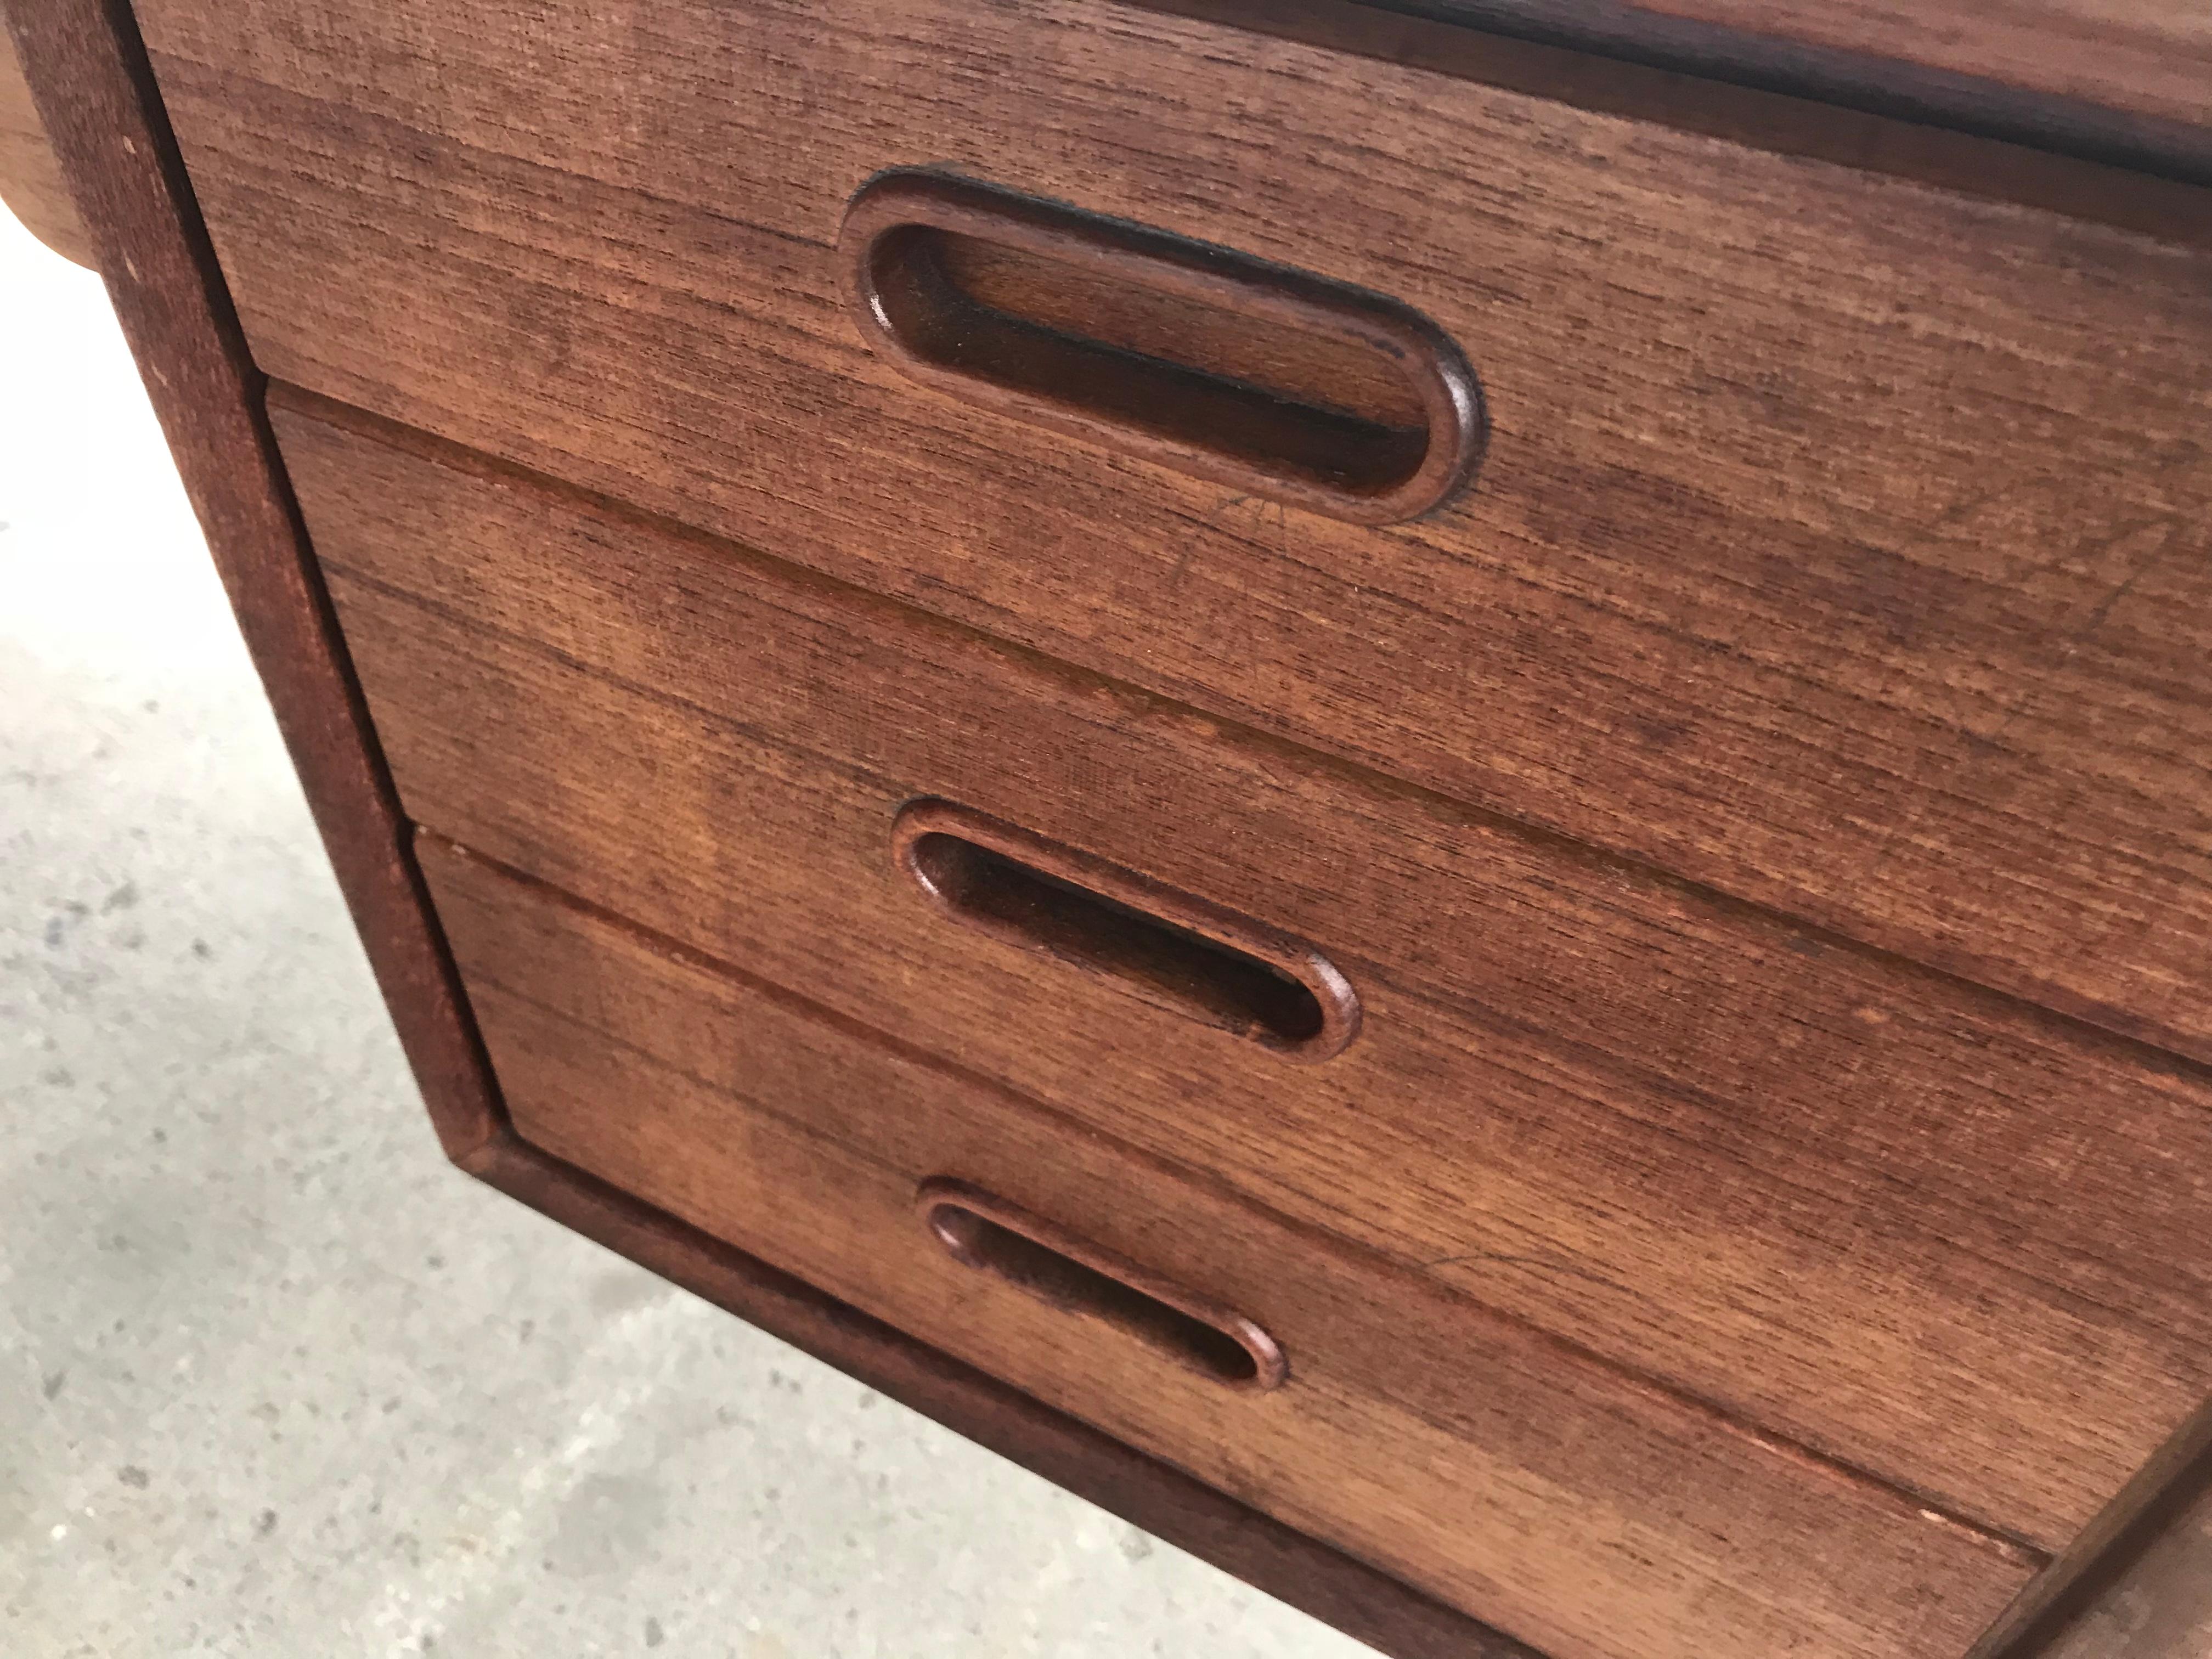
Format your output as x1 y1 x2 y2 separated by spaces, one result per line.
136 0 2212 1060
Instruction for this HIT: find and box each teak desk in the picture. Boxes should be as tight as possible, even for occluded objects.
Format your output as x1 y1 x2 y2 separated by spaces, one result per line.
9 2 2210 1653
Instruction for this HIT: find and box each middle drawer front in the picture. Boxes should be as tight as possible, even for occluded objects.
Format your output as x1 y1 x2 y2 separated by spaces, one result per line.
419 831 2026 1659
286 395 2212 1555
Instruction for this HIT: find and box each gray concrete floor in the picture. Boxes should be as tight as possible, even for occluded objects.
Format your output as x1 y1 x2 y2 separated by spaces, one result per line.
0 206 1376 1658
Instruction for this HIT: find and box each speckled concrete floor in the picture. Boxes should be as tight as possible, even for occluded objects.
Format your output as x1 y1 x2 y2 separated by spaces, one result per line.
0 207 1376 1659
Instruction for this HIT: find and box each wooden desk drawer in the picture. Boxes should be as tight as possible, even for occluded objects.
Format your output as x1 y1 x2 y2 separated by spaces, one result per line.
140 0 2212 1067
24 0 2208 1647
284 393 2212 1558
418 831 2027 1659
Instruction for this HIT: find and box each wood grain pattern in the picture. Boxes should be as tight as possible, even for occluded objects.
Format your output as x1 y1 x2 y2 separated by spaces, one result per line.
1355 0 2212 182
134 0 2212 1069
0 3 93 266
2 0 499 1160
1138 0 2212 246
279 394 2212 1555
424 833 2035 1659
1479 0 2212 137
36 0 2194 1645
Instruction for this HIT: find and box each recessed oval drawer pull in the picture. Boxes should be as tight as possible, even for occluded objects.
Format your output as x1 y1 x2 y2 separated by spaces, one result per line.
917 1177 1288 1391
840 168 1485 524
892 799 1360 1062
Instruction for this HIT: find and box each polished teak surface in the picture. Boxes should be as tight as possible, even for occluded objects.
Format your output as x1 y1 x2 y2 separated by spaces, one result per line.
10 0 2212 1655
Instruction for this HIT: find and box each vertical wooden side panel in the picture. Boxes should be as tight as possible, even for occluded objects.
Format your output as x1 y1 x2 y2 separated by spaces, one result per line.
4 0 500 1158
1974 1399 2212 1659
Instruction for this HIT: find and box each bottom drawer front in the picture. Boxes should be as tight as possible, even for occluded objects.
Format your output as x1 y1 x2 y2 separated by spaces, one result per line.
419 834 2030 1659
